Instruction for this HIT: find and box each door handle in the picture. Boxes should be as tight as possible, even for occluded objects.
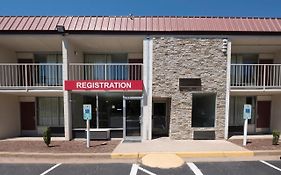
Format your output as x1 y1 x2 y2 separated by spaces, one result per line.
139 116 142 123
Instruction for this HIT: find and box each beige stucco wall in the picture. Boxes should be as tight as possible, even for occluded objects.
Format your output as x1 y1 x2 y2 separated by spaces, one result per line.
274 51 281 64
0 93 20 139
66 40 83 63
0 47 17 63
271 95 281 131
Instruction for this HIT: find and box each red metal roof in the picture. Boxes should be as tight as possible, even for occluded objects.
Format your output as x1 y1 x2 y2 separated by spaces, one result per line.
0 16 281 33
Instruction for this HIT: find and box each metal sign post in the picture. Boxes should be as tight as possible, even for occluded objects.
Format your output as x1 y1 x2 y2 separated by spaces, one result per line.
83 104 92 148
86 119 90 148
243 104 252 146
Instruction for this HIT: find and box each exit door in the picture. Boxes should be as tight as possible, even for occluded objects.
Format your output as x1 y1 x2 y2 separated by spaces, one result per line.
20 102 36 135
257 101 271 129
152 101 169 138
123 96 143 140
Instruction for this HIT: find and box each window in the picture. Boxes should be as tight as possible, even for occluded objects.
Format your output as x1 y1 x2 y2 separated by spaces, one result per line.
71 92 142 129
34 54 62 86
84 54 128 80
229 96 256 127
37 97 64 127
192 93 216 127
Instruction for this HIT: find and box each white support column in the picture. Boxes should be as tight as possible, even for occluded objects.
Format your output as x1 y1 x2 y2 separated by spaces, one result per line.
142 38 153 141
224 41 232 139
62 38 72 140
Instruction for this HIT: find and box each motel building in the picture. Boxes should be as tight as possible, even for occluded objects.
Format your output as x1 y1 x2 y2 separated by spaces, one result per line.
1 16 281 141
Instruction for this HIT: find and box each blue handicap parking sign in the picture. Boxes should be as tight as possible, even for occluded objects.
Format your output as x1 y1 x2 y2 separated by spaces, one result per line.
243 104 252 120
83 104 92 120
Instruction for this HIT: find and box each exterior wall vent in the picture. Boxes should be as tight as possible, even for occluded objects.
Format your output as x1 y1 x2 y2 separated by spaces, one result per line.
179 78 202 91
193 131 215 140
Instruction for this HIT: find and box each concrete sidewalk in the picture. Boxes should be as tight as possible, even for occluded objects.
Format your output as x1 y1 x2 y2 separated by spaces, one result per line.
1 136 280 161
111 138 254 158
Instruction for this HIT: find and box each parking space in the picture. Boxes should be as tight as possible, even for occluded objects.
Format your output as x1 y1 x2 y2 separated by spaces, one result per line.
0 164 55 175
0 161 281 175
133 164 193 175
194 161 281 175
47 164 131 175
267 160 281 169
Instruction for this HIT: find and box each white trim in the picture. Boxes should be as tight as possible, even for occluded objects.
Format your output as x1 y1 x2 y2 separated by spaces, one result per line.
225 41 232 139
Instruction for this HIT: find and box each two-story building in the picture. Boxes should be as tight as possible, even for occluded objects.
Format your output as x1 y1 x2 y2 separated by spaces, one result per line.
0 16 281 141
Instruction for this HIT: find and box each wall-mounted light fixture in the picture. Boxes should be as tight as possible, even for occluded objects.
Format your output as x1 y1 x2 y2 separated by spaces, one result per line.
222 39 228 55
56 25 66 34
129 13 134 20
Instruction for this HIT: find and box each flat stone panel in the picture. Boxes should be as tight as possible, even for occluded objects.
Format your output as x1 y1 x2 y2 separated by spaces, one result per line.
152 37 227 139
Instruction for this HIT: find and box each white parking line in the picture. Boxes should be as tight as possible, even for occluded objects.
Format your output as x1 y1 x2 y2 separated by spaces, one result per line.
40 163 62 175
129 164 156 175
187 162 203 175
129 164 139 175
260 160 281 172
138 166 157 175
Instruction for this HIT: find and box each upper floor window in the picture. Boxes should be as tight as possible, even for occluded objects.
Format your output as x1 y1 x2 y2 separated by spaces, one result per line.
34 53 62 63
84 54 128 80
85 54 128 64
34 54 62 85
231 54 258 64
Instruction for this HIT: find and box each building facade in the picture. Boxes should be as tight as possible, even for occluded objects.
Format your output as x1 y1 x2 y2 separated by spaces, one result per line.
0 16 281 141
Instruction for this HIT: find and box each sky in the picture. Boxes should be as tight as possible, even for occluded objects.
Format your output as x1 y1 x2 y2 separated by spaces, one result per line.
0 0 280 17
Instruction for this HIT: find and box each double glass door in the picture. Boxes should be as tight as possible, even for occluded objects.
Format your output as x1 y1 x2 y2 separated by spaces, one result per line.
123 96 142 140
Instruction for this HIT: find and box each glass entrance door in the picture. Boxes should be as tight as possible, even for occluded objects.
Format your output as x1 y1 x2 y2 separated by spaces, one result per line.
152 102 169 138
123 96 142 140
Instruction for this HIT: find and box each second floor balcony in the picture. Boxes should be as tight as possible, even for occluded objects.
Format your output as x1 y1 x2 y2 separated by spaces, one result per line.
0 63 143 90
0 63 63 90
231 64 281 90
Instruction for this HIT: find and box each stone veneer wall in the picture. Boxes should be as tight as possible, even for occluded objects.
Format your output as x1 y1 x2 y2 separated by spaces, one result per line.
152 37 227 139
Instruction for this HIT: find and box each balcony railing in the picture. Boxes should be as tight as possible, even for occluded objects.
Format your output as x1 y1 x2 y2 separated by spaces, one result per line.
0 63 142 90
0 64 63 90
231 64 281 89
69 63 143 80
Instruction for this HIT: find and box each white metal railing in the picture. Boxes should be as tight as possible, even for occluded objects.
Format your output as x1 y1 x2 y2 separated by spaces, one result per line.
0 64 63 89
231 64 281 89
69 63 143 80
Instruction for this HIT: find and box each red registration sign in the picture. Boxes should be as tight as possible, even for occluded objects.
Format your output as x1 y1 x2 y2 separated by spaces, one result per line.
64 80 143 91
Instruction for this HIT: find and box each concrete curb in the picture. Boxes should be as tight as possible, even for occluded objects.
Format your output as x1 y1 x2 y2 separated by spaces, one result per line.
111 151 255 159
0 152 111 159
2 150 280 159
253 150 281 156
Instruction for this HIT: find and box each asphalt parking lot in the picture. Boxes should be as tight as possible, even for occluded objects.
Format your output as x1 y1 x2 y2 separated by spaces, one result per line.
0 160 280 175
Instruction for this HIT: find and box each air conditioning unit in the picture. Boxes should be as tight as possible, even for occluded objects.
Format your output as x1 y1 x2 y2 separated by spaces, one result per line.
179 78 202 91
